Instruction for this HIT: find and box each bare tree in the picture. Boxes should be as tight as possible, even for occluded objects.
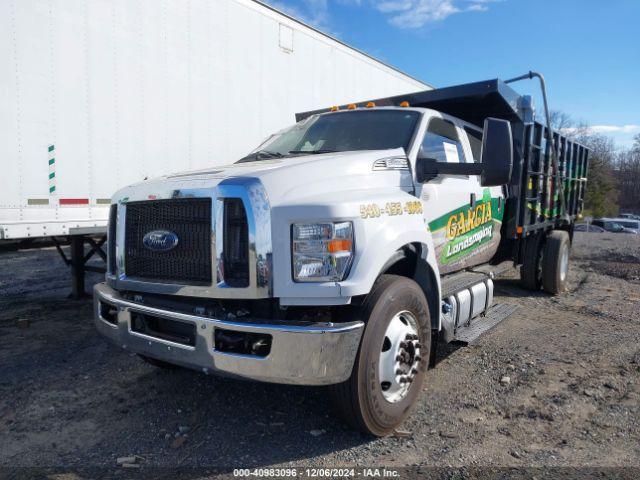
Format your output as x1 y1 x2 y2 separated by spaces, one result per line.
550 110 574 132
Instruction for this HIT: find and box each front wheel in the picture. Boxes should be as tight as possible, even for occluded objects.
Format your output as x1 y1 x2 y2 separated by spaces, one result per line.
329 275 431 436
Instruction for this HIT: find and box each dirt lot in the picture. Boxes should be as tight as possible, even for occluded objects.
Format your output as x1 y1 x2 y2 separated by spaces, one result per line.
1 232 639 474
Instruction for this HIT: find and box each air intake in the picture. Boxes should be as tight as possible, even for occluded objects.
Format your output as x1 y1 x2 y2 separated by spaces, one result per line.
222 198 249 287
108 204 117 274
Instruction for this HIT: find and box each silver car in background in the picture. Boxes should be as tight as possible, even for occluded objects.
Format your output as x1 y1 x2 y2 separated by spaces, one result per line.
592 218 639 234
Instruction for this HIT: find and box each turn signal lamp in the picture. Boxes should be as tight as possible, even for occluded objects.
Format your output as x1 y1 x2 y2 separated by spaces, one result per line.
400 101 410 107
366 101 376 108
347 103 357 110
330 106 339 112
327 238 353 253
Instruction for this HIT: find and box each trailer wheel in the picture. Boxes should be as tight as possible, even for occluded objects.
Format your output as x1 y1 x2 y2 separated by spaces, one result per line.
541 230 570 294
520 233 545 290
139 354 181 370
329 274 430 436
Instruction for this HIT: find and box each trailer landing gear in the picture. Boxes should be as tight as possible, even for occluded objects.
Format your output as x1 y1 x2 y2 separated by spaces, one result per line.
53 234 107 299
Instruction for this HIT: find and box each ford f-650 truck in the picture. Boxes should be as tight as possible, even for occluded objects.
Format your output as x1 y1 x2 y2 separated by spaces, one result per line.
94 74 589 436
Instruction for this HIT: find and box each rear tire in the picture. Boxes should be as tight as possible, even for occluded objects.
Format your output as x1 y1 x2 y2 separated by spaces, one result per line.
520 233 544 291
329 275 431 436
541 230 570 294
139 354 181 370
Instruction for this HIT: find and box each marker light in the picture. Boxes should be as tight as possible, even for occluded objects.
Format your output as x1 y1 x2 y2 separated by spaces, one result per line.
292 222 354 282
400 101 410 107
347 103 357 110
330 106 339 112
366 101 376 108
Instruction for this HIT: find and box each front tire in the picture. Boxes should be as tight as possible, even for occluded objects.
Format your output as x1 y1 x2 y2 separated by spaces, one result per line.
541 230 570 294
329 275 431 436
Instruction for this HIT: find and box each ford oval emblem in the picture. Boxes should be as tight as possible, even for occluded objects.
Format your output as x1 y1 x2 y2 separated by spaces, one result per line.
142 230 179 252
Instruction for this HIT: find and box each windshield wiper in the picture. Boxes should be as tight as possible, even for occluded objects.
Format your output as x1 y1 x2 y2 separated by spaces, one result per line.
236 150 284 163
288 149 337 155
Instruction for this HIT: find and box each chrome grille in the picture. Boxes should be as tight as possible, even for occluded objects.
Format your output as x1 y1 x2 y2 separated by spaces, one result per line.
124 198 212 284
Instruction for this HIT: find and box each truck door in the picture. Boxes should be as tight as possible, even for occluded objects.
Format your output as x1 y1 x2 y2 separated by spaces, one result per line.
416 115 503 275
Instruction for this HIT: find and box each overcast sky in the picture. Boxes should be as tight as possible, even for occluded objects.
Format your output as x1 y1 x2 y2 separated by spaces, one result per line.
264 0 640 149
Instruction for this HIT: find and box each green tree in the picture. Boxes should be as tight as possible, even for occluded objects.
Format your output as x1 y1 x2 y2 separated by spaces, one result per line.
579 134 618 218
615 134 640 213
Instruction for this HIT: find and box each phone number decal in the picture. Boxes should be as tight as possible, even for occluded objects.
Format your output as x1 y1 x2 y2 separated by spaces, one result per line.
360 201 423 219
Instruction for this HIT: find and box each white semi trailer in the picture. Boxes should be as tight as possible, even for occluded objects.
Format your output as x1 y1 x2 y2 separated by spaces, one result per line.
0 0 428 295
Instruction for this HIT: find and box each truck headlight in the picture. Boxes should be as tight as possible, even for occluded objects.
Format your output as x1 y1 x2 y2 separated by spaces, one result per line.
292 222 354 282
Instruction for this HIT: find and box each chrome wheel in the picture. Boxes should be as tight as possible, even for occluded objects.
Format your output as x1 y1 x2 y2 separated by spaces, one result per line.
559 244 569 282
378 310 421 403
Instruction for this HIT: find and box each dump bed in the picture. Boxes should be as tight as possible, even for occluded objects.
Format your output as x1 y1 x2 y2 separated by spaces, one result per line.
297 78 590 241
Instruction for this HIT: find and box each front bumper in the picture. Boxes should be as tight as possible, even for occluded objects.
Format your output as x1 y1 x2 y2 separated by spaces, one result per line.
93 283 364 386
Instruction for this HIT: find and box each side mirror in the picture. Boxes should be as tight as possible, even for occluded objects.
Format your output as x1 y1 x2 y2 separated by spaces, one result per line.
416 157 483 183
480 118 513 187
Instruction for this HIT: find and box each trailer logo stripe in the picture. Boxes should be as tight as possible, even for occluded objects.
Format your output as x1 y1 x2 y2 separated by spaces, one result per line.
48 145 56 194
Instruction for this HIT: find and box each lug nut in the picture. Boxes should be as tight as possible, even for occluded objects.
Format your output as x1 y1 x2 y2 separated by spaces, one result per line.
411 368 418 374
399 377 407 384
415 356 422 362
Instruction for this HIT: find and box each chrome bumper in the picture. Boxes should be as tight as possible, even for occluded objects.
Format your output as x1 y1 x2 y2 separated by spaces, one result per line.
93 283 364 386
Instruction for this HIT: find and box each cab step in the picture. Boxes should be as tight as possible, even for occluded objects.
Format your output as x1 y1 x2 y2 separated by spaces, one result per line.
453 303 518 345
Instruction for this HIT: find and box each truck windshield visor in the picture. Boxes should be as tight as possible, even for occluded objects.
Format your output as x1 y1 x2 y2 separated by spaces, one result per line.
240 110 420 161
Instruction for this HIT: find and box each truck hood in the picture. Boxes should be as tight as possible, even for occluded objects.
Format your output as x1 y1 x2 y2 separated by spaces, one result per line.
113 148 412 206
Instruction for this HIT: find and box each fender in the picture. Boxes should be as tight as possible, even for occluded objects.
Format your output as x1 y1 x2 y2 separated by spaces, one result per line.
380 243 443 333
272 187 443 309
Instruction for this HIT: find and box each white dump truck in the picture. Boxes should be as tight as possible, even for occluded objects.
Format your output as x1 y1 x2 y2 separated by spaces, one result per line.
94 74 589 435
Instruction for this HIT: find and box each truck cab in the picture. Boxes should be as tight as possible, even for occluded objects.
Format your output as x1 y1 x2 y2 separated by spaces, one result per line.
94 77 589 436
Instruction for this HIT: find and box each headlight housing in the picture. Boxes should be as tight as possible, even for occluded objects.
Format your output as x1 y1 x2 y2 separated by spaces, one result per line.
292 222 354 282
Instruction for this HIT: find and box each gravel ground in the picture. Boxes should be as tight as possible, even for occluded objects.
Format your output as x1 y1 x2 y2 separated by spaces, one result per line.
0 232 639 475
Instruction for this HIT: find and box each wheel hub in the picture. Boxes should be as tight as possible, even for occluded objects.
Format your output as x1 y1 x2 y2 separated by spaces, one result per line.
379 311 421 403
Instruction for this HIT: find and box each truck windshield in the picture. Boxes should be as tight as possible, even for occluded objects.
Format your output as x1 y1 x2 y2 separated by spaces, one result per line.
238 110 420 162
